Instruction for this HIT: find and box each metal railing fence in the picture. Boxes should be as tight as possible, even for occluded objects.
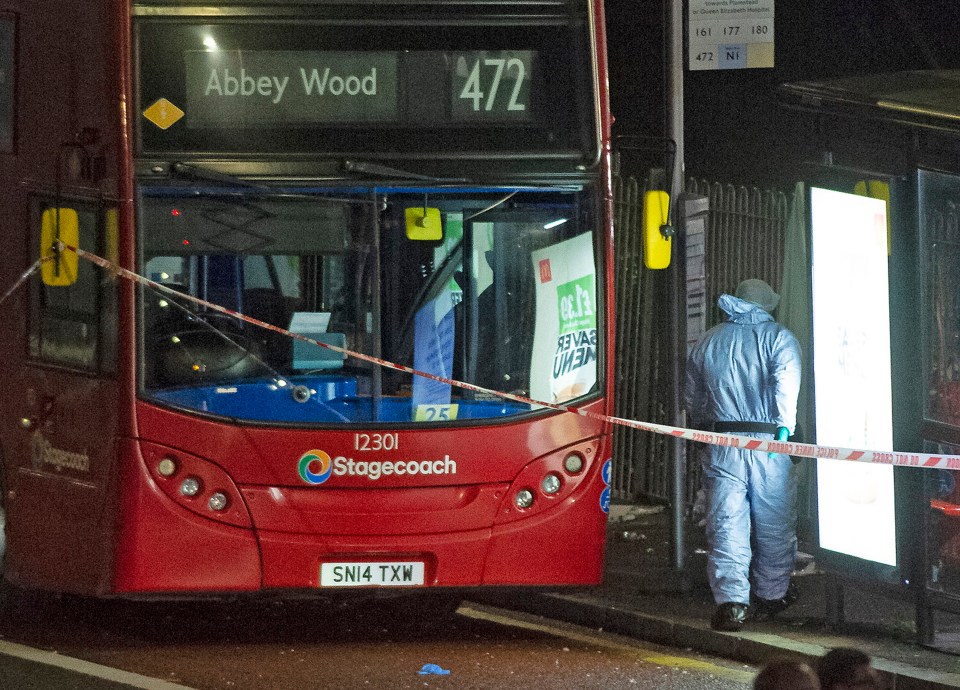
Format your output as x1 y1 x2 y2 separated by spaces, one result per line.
611 176 791 505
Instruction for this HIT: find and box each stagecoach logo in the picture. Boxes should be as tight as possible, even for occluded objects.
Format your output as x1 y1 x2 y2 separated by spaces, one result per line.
30 433 90 473
298 449 334 485
297 449 457 484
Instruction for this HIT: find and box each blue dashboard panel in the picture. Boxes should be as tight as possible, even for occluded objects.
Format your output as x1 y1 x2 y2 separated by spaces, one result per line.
149 376 530 423
336 397 531 422
150 376 359 422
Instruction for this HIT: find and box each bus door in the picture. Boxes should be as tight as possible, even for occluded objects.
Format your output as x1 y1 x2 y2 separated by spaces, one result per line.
9 196 119 592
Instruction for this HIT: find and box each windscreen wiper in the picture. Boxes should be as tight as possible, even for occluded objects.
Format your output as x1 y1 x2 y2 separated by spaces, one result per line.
342 159 466 183
167 162 375 206
170 161 270 190
171 159 466 186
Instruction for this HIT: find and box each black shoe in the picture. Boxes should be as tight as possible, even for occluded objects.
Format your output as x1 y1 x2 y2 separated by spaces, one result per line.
752 581 799 620
711 602 749 631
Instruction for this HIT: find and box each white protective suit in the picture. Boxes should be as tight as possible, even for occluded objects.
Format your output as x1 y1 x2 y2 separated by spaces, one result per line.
684 293 802 605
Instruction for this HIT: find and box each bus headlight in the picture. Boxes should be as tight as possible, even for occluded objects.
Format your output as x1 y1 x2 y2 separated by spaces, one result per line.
142 442 252 528
541 473 562 495
514 489 535 509
180 477 202 497
496 442 598 524
157 457 178 477
563 453 584 474
208 492 229 511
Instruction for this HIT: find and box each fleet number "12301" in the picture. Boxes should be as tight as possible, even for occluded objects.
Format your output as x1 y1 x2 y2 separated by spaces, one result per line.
354 432 399 451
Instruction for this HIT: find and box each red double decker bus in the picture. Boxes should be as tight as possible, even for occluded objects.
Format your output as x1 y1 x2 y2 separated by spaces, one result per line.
0 0 614 599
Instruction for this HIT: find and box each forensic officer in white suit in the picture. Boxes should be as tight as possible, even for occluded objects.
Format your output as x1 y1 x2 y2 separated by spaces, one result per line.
684 278 802 632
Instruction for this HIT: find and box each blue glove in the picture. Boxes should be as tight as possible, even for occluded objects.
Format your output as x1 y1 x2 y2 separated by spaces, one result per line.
768 426 789 459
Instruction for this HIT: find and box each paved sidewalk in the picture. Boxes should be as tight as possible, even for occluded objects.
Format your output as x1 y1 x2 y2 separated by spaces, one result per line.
483 504 960 690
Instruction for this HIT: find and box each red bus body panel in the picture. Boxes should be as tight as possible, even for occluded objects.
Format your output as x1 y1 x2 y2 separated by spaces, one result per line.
113 440 262 593
111 400 611 592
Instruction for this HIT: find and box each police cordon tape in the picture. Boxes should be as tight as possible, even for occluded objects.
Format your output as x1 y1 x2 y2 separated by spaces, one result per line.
25 243 960 472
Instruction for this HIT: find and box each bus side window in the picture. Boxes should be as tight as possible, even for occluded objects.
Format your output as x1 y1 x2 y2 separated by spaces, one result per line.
28 198 108 371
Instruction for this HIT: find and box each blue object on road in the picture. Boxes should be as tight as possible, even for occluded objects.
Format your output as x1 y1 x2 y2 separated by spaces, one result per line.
418 663 451 675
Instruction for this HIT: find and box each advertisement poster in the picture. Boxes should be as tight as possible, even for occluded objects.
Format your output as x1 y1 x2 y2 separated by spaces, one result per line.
811 187 896 567
529 232 597 404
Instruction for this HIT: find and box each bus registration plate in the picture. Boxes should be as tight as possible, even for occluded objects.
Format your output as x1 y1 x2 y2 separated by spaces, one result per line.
320 561 425 587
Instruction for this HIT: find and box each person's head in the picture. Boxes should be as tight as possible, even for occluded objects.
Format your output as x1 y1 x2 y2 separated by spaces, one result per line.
817 648 881 690
754 658 821 690
735 278 780 313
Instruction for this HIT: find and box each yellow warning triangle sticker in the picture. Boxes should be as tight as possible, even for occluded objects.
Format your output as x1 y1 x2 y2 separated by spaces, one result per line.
143 98 185 130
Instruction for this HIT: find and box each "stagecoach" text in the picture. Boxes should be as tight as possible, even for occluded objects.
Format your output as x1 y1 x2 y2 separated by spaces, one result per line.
332 455 457 481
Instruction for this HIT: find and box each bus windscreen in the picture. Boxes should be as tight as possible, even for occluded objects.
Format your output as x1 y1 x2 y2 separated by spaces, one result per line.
138 186 601 425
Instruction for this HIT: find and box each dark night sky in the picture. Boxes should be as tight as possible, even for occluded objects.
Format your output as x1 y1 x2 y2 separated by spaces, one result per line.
603 0 960 185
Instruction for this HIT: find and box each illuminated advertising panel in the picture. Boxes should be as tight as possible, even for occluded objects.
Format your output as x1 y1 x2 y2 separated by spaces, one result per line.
811 187 896 567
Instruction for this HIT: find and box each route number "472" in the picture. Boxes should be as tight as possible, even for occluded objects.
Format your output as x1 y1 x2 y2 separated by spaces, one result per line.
457 57 527 112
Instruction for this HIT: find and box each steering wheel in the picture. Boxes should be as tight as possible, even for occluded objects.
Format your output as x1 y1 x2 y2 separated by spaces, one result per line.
152 324 264 386
185 310 246 333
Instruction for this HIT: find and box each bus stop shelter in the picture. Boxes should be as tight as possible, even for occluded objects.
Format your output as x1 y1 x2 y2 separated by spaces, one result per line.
779 69 960 651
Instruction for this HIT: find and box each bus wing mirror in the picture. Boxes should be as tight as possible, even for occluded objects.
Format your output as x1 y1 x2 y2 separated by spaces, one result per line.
40 208 80 287
405 207 442 241
643 190 672 270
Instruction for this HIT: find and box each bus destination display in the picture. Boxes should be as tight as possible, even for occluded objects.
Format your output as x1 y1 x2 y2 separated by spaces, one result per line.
184 50 535 128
